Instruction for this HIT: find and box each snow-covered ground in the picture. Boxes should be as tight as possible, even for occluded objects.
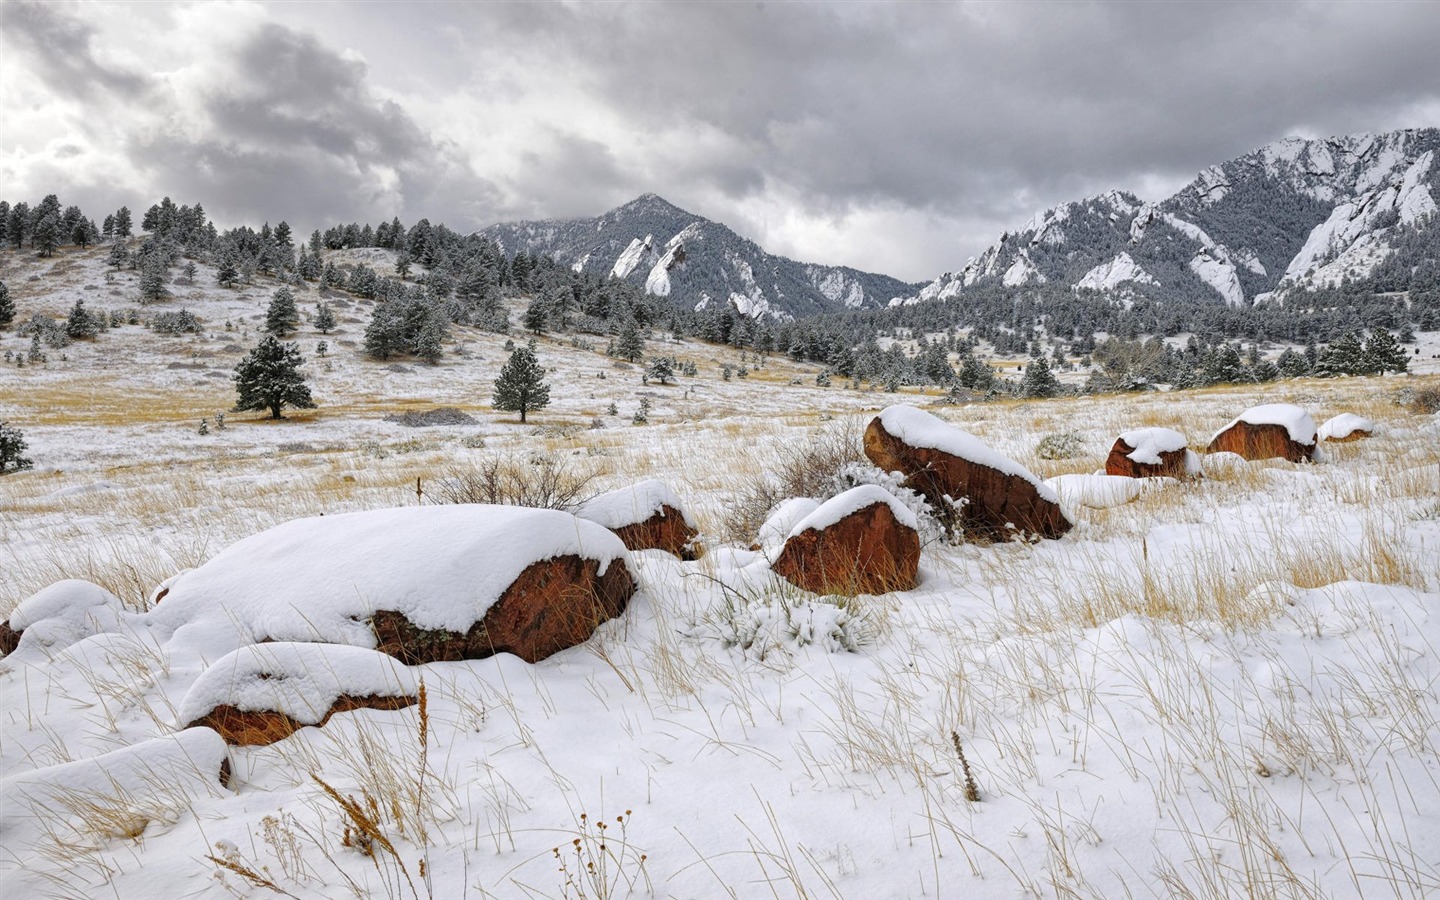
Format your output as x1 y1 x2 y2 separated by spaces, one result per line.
2 245 1439 899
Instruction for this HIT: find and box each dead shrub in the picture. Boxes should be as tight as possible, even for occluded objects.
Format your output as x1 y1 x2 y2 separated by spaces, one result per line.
430 452 604 511
720 422 868 543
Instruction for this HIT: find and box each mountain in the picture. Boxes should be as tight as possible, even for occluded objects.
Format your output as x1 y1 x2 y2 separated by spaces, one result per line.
895 128 1439 309
479 193 920 320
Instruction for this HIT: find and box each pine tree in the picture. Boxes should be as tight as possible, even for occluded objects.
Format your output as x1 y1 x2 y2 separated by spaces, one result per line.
0 281 13 330
108 242 129 269
1204 344 1246 384
113 206 132 239
958 354 995 391
314 302 336 334
216 254 240 288
491 345 550 423
65 299 101 339
644 356 676 385
614 318 645 362
232 336 316 420
1314 331 1364 377
0 421 33 474
33 213 61 257
139 253 168 302
414 311 446 364
265 287 300 335
523 297 548 335
1276 348 1310 378
1362 328 1408 375
1019 356 1060 398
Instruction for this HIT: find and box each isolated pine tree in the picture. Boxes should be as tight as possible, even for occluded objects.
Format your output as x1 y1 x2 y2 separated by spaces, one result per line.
614 318 645 362
523 298 548 335
265 287 300 335
65 299 101 339
1019 356 1060 398
0 421 33 474
314 301 336 334
113 206 133 239
1362 329 1408 375
644 356 675 385
0 281 13 330
492 344 550 423
233 336 316 420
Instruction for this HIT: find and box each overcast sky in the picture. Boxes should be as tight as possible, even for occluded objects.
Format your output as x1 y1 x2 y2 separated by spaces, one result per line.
3 1 1437 281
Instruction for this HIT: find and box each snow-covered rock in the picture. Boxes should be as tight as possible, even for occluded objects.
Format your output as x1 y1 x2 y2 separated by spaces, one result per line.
1207 404 1318 462
1075 253 1158 292
1317 413 1375 442
576 479 701 559
1044 474 1143 509
0 580 129 663
772 485 921 596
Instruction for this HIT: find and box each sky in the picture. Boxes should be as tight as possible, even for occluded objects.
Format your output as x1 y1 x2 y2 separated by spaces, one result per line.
2 1 1437 282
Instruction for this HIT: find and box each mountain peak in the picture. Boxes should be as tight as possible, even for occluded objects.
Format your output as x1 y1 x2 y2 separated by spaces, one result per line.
614 193 694 219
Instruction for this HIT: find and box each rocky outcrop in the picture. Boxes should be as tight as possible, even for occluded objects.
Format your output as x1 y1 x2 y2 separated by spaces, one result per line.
771 486 920 596
576 480 702 560
864 405 1072 540
1105 427 1196 479
1206 404 1317 462
371 554 635 664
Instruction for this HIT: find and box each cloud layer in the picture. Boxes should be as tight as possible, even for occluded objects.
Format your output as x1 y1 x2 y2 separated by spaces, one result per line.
3 0 1436 280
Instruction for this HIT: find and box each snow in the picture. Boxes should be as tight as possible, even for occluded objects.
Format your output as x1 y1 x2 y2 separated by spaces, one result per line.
755 497 822 556
576 478 697 530
148 505 631 658
1044 473 1143 509
1075 252 1159 292
1317 413 1375 441
1001 250 1046 287
808 267 868 308
0 728 229 843
611 235 653 279
176 642 416 727
644 224 703 297
1213 403 1318 446
786 484 919 536
1118 426 1188 464
875 405 1058 501
2 579 130 664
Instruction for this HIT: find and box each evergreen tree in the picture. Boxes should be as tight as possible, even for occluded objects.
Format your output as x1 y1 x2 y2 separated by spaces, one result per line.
1314 331 1364 377
65 299 101 339
139 253 168 302
1204 344 1246 384
364 303 405 360
644 355 676 385
958 354 995 391
1362 328 1408 375
112 204 131 238
108 242 129 269
1019 356 1060 398
314 302 336 334
32 213 61 257
613 318 645 362
414 310 446 364
1276 348 1310 378
216 254 240 288
232 336 316 419
265 287 299 335
0 421 32 474
7 202 29 249
0 281 12 330
523 297 548 335
491 344 550 423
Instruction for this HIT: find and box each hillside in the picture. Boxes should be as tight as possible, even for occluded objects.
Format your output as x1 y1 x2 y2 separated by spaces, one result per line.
897 128 1439 309
480 193 920 320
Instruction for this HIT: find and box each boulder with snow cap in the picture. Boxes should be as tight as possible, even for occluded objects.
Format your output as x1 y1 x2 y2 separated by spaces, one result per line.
179 642 419 746
148 505 636 665
1206 404 1317 462
1317 413 1374 443
1105 427 1199 479
575 478 702 559
864 404 1072 540
772 485 921 595
0 579 128 661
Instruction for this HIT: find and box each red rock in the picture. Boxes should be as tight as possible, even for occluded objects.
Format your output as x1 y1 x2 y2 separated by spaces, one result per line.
1105 428 1195 479
864 407 1071 540
772 486 920 595
0 620 19 656
610 507 702 559
576 480 702 560
192 695 418 747
370 554 636 664
1206 423 1314 461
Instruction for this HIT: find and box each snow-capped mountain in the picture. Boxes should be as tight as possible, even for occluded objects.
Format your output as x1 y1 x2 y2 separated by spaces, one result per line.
479 194 919 320
896 128 1439 309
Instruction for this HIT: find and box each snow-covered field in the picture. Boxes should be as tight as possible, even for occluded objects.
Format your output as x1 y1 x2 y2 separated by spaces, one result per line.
2 246 1439 899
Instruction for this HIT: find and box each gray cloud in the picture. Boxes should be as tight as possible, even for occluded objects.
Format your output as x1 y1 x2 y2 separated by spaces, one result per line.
1 0 1436 279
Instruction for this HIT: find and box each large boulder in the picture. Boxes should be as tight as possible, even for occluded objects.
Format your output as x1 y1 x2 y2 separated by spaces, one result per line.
864 405 1072 540
148 506 636 666
772 486 921 595
575 479 702 560
1318 413 1375 443
0 579 128 662
1206 404 1317 462
1105 427 1199 479
179 643 418 746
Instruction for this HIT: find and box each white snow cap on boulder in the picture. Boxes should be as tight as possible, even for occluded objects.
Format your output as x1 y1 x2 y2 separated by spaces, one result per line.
1118 427 1188 465
2 579 129 662
875 404 1055 499
788 485 920 537
149 505 631 658
178 642 417 729
1317 413 1375 441
1211 404 1317 446
756 497 822 556
576 478 696 529
1044 474 1144 509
